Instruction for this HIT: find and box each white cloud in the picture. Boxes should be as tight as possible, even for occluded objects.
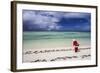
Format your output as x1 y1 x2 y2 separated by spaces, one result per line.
23 11 36 21
64 12 89 18
23 10 62 30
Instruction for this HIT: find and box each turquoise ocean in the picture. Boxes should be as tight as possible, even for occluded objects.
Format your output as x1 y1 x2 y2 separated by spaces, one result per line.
23 32 91 49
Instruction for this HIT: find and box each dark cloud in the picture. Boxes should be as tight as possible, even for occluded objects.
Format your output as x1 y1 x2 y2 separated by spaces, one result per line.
23 10 91 32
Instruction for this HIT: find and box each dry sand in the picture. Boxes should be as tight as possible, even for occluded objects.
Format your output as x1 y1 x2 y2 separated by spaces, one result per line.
23 46 91 63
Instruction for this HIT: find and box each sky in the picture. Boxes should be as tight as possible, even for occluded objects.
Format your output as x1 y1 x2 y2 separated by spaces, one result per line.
23 10 91 32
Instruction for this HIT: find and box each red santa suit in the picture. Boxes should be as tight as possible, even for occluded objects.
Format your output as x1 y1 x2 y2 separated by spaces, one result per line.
73 40 79 52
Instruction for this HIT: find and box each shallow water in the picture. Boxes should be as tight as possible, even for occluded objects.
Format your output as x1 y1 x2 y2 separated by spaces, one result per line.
23 32 91 49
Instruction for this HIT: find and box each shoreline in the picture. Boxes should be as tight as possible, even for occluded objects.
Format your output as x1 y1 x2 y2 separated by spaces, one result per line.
24 47 90 55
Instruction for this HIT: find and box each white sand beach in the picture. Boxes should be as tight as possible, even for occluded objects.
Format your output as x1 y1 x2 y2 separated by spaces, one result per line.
23 32 91 63
23 46 91 63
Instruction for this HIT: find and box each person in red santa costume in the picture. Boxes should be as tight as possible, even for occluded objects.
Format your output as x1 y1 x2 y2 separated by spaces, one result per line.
72 39 80 53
